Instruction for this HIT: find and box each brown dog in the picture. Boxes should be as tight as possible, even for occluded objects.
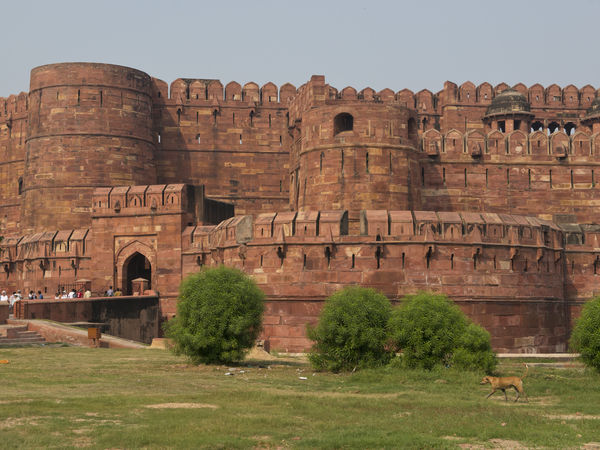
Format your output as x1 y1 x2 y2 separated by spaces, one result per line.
480 363 529 402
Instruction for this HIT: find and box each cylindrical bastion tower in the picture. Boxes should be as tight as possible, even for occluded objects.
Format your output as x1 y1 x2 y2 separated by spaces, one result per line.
289 88 421 233
22 62 157 232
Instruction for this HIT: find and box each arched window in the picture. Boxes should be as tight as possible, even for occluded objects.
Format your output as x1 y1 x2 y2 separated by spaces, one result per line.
407 117 417 141
548 122 559 135
564 122 576 136
531 121 543 132
333 113 353 135
18 177 23 195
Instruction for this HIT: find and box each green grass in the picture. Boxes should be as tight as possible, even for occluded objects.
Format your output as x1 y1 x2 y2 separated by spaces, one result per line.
0 348 599 449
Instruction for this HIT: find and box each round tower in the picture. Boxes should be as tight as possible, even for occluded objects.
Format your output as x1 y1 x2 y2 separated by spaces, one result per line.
22 63 157 232
291 101 420 217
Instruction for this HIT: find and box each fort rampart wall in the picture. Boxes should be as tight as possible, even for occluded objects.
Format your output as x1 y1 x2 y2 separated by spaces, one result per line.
179 209 577 352
2 63 600 352
0 92 27 235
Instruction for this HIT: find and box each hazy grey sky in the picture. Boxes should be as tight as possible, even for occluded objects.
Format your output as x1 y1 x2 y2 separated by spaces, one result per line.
2 0 599 97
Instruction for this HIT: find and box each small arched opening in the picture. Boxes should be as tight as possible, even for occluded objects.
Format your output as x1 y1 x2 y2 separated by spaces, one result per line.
18 177 23 195
530 121 543 132
407 117 417 141
333 113 353 135
564 122 576 136
123 252 151 295
548 121 560 135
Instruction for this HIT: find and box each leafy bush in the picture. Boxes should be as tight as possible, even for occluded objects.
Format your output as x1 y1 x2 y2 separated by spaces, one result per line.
164 266 265 364
570 296 600 371
308 287 393 372
449 323 497 373
388 291 496 372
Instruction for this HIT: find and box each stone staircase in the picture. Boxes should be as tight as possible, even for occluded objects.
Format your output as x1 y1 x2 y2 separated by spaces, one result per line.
0 325 46 347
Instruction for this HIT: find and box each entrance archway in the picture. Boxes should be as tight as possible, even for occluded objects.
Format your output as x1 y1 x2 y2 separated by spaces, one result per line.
123 252 151 295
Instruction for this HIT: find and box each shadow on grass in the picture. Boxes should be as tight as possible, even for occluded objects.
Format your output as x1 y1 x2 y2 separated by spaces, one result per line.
239 358 306 368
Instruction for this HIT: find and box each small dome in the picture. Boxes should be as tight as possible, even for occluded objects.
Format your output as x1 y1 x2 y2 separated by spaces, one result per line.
484 89 533 119
584 95 600 122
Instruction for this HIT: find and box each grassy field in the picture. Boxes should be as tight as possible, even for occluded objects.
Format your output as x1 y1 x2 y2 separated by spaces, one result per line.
0 347 599 449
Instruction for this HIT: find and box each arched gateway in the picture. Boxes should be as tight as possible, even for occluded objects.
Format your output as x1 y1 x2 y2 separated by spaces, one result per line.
122 252 152 295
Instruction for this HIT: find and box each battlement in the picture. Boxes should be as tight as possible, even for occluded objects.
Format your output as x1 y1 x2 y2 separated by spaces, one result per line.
421 128 600 159
182 210 569 250
0 228 89 265
1 76 597 125
288 75 415 125
0 93 28 123
412 81 597 115
150 77 298 107
91 184 193 216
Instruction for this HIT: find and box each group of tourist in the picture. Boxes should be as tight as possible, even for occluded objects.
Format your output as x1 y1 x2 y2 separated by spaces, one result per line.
53 288 92 299
0 287 94 309
0 290 26 313
104 286 123 297
1 286 121 312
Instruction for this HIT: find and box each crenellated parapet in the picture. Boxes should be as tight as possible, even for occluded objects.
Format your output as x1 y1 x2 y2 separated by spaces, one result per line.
149 77 298 106
0 228 91 296
91 184 196 217
421 128 600 159
184 209 564 252
0 92 29 123
287 75 417 126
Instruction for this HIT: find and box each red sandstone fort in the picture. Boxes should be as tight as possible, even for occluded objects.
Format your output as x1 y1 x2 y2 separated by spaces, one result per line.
2 62 600 352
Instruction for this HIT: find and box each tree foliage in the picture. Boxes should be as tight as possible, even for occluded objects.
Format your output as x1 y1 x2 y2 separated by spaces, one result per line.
449 322 497 373
388 291 496 372
570 296 600 371
307 287 393 372
164 266 265 364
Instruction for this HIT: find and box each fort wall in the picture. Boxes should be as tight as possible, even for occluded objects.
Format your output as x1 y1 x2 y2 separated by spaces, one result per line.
2 66 599 229
2 63 600 352
180 209 568 352
420 128 600 223
150 77 293 216
0 92 27 234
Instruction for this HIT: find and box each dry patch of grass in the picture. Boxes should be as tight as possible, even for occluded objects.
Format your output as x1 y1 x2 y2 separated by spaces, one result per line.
71 436 93 448
545 413 600 420
145 403 218 409
0 416 49 430
459 439 529 449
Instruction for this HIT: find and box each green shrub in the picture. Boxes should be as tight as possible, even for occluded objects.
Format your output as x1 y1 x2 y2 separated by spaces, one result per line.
570 296 600 371
450 323 497 373
164 266 265 364
308 287 393 372
388 291 496 372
